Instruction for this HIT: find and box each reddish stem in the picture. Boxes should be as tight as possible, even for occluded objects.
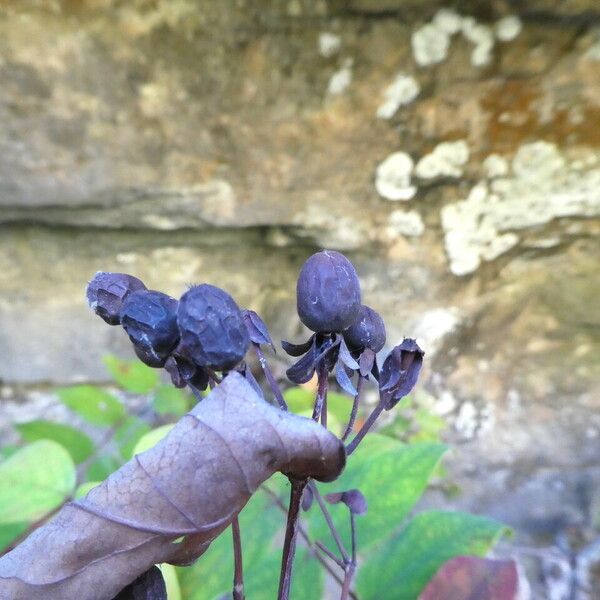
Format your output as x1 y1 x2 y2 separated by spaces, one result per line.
277 477 308 600
341 376 364 441
253 343 287 410
231 516 245 600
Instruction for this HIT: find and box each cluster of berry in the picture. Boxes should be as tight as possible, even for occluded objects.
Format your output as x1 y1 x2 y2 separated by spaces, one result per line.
86 249 423 415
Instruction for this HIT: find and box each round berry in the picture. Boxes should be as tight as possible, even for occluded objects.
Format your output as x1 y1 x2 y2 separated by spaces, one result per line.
119 290 179 367
86 272 146 325
344 305 386 353
296 250 361 333
177 284 250 370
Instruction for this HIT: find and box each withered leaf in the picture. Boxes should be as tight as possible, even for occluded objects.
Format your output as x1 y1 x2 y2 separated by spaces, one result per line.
0 373 345 600
418 556 519 600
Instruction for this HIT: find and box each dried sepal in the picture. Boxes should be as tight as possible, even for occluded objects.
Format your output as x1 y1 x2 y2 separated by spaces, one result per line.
241 309 275 351
324 489 367 515
379 338 424 409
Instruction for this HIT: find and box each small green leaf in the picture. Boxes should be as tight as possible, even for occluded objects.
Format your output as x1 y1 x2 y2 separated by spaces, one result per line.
115 416 151 460
357 511 509 600
178 489 285 600
153 386 189 416
103 355 159 394
74 481 101 499
309 436 446 550
16 420 94 464
57 386 126 426
0 440 76 524
159 564 182 600
283 387 314 413
0 446 20 461
86 455 122 482
132 424 175 456
0 522 28 553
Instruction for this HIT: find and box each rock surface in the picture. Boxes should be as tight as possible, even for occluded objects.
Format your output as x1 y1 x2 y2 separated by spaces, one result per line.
0 1 599 596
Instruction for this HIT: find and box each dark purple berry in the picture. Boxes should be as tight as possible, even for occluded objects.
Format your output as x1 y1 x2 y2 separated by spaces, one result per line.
344 305 386 353
296 250 361 333
119 290 179 368
86 272 146 325
177 284 250 371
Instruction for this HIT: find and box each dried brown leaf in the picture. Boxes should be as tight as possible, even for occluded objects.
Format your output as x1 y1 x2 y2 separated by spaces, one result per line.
0 373 345 600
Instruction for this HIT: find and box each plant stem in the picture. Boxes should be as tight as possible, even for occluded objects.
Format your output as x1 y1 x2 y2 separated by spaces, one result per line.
340 562 356 600
309 482 349 563
345 400 385 456
253 343 287 410
231 516 245 600
277 477 308 600
262 486 359 600
312 363 328 425
341 376 364 441
315 541 345 568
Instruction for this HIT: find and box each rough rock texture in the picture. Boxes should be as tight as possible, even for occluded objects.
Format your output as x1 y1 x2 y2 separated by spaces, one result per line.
0 1 599 597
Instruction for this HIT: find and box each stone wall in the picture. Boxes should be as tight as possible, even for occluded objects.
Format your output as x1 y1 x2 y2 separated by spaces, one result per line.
1 1 599 596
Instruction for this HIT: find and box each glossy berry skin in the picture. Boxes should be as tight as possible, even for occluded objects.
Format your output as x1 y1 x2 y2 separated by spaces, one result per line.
86 272 146 325
296 250 361 333
177 284 250 371
119 290 179 368
343 305 386 353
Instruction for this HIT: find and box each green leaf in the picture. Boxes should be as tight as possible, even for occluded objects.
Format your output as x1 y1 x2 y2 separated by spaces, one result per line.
0 440 76 524
114 416 151 460
132 424 175 456
0 446 20 461
57 385 126 426
283 387 314 413
309 436 446 550
159 564 181 600
178 487 287 600
357 511 509 600
16 420 94 464
153 386 189 416
86 455 121 481
74 481 102 499
103 355 159 394
0 522 28 553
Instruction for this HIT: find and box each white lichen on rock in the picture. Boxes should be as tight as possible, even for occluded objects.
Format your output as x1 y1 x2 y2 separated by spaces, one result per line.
461 17 495 66
385 209 424 237
432 8 463 35
441 142 600 276
495 15 523 42
415 140 470 179
411 22 451 66
327 58 353 95
318 32 341 58
408 307 462 355
412 10 510 68
483 154 509 178
376 73 420 119
375 151 417 201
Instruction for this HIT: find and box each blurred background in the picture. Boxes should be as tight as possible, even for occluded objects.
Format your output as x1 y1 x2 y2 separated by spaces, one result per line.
0 0 599 597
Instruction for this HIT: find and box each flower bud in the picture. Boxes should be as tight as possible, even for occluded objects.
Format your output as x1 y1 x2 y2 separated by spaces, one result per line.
119 290 179 367
296 250 361 333
177 284 250 371
343 305 386 353
86 272 146 325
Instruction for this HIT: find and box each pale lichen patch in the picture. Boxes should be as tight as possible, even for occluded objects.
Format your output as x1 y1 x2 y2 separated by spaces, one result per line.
327 58 353 95
441 142 600 276
375 152 417 201
385 209 424 238
376 73 420 119
495 15 523 42
415 140 470 179
318 32 341 58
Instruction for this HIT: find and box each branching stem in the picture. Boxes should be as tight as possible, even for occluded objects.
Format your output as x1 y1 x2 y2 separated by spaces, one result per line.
231 516 245 600
341 376 364 441
277 477 308 600
346 399 385 456
309 482 349 563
